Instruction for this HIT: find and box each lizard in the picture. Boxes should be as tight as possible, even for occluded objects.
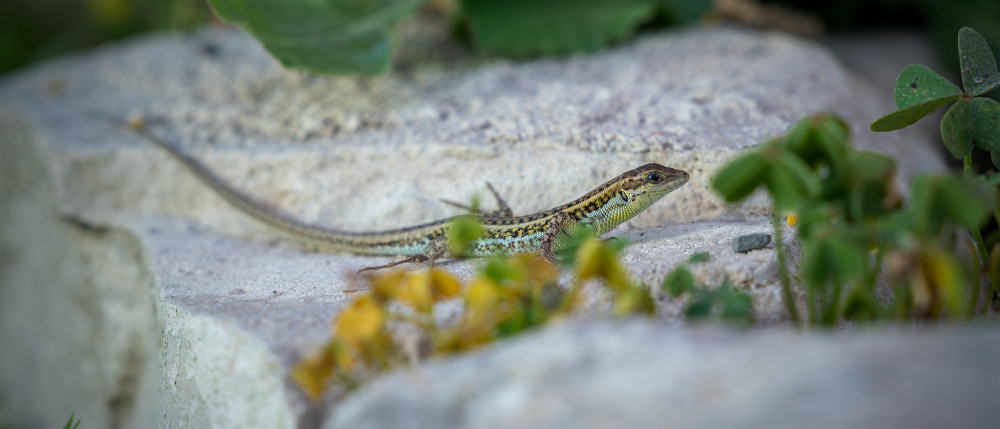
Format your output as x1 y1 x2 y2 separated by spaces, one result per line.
104 115 690 271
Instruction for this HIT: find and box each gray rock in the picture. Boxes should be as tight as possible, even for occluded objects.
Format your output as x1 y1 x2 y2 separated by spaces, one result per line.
731 232 771 252
327 321 1000 429
0 20 953 429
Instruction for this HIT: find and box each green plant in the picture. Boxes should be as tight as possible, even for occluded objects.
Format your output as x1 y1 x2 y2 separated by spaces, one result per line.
292 233 664 399
206 0 712 75
871 26 999 267
713 113 994 325
662 254 753 325
62 413 80 429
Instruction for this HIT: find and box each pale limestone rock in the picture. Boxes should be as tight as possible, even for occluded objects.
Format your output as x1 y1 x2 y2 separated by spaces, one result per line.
0 23 953 428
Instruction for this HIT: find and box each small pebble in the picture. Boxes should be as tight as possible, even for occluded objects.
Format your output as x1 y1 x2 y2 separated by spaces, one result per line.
732 233 771 253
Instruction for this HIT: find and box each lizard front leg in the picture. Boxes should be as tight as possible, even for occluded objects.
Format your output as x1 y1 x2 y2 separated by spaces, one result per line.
537 212 578 264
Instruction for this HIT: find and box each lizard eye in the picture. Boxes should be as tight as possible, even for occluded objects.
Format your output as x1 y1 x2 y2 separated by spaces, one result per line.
646 172 661 184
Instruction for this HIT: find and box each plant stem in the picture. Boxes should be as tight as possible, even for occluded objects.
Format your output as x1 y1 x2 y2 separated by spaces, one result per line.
963 154 989 267
773 212 800 325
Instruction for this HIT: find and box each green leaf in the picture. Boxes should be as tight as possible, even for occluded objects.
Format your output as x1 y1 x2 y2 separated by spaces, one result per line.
870 97 960 132
764 161 804 211
971 97 1000 151
935 176 990 229
940 99 975 158
910 175 990 236
662 265 694 297
462 0 656 55
712 151 768 203
208 0 427 75
684 295 712 318
687 252 711 264
801 237 865 288
776 151 821 198
871 64 963 132
847 151 896 185
717 285 753 325
958 27 1000 96
656 0 712 24
993 150 1000 169
893 64 963 110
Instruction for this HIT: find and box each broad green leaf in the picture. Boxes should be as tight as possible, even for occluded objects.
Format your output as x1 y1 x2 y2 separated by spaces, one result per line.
847 151 896 185
462 0 655 54
893 64 963 110
993 150 1000 169
208 0 427 74
870 96 960 132
824 237 866 285
656 0 712 24
776 151 821 198
911 175 990 236
812 115 850 173
662 265 694 297
764 161 803 211
783 121 820 164
971 97 1000 151
712 151 768 202
940 99 975 158
935 176 989 229
958 27 1000 96
801 237 865 288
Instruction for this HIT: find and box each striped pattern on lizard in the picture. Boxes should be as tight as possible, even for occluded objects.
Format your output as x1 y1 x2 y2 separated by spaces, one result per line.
106 116 690 271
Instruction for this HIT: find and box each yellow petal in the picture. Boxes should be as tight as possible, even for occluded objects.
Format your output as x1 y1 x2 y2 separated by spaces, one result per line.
399 271 434 313
430 268 462 298
335 296 385 344
466 277 500 312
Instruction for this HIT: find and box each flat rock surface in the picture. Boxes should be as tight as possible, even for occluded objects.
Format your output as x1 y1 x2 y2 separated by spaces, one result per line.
328 321 1000 429
0 21 958 429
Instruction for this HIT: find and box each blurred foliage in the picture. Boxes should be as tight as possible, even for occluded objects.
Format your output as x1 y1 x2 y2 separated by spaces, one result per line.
61 413 80 429
292 234 673 399
0 0 211 73
2 0 997 75
765 0 1000 74
663 256 754 325
714 113 996 325
202 0 712 74
871 26 998 279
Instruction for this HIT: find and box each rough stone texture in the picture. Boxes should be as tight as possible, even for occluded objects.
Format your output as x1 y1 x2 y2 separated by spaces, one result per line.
326 321 1000 429
0 20 958 429
0 107 159 428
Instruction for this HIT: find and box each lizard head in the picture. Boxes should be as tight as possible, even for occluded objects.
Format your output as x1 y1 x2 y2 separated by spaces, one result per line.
617 163 689 210
578 163 689 236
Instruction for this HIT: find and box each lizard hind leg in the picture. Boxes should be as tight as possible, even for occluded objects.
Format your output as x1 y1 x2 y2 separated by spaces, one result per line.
356 255 430 274
355 236 451 274
440 182 515 219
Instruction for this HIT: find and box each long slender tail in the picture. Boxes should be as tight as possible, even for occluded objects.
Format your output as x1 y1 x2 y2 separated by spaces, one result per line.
92 112 400 254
